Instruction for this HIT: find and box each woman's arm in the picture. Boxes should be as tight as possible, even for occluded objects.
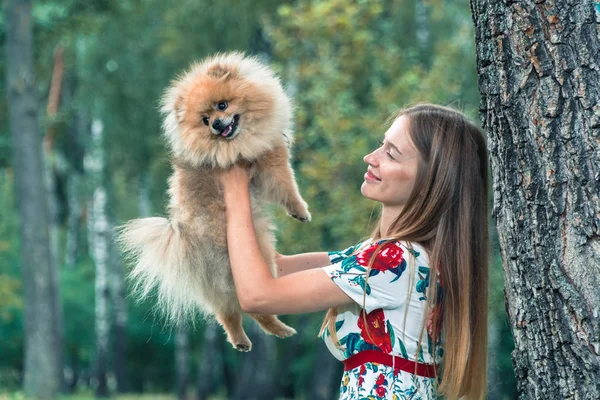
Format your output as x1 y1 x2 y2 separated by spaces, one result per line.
276 252 331 277
221 166 353 315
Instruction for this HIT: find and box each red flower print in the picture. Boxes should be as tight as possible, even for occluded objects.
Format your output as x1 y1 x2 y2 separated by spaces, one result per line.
356 242 404 272
376 386 387 397
358 376 364 386
376 373 386 386
359 364 366 375
357 309 393 353
427 303 444 343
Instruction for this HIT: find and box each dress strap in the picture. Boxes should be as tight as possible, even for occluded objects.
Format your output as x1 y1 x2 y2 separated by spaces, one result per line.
342 350 438 378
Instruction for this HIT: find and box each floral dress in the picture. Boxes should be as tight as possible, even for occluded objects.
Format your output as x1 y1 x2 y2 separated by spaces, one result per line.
321 239 443 400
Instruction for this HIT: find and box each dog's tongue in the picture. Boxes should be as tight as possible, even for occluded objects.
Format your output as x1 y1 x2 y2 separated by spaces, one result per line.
221 124 233 137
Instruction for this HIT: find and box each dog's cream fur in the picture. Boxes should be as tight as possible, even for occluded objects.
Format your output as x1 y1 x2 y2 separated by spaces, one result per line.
118 53 310 351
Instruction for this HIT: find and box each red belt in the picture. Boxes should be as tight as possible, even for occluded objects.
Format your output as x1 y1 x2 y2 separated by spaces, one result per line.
343 350 438 378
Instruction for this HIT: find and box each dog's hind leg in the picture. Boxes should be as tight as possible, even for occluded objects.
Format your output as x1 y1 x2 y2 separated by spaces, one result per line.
216 310 252 352
249 314 297 338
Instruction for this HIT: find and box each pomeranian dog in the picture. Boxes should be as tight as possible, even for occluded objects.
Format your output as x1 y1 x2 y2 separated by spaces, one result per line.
118 52 311 351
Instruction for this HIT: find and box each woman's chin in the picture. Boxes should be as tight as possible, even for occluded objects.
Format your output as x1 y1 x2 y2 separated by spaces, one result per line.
360 183 375 201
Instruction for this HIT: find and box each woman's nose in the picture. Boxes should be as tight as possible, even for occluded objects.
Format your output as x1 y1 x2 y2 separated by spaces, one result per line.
363 149 378 166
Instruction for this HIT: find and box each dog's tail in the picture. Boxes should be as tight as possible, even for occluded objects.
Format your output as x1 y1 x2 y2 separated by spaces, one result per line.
117 217 199 324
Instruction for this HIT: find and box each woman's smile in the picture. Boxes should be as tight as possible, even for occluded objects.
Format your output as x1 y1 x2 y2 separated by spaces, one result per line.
364 169 381 182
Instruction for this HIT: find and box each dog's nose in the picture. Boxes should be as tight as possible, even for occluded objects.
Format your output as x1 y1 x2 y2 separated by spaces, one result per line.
212 119 224 132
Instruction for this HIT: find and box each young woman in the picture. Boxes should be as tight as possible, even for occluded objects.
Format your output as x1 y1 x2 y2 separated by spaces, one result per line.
220 104 489 399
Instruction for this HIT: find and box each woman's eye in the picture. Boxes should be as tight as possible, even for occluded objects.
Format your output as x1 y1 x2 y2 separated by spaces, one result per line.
378 140 395 160
202 116 209 126
217 101 228 111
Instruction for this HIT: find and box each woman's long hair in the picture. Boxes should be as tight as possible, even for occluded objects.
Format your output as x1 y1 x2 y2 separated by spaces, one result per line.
320 104 489 400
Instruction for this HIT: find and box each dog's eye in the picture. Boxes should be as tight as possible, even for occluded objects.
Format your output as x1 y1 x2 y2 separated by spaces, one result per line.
217 101 228 111
202 116 209 126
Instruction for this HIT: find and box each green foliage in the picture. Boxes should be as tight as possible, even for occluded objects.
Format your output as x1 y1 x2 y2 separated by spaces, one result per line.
0 0 516 397
268 0 482 255
0 171 23 389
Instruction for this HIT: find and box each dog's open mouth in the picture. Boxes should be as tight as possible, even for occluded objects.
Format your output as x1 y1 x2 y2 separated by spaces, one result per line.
221 114 240 139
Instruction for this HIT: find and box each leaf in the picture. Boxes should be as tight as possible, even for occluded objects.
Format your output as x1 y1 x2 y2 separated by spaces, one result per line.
335 320 344 331
390 259 407 283
368 268 380 277
398 337 409 359
357 339 379 353
342 333 362 357
387 320 395 350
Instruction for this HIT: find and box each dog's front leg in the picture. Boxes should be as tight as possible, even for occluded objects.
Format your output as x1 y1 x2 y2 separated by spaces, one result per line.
254 145 311 222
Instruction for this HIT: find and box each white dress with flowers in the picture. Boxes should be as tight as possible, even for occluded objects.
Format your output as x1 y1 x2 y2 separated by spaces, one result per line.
321 240 443 400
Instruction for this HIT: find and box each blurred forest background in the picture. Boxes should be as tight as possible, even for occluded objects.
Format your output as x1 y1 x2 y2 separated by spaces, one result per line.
1 0 517 399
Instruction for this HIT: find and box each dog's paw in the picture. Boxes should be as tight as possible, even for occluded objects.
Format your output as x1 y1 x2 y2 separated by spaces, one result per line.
234 342 252 352
290 212 311 223
272 325 297 339
289 206 311 222
287 199 311 222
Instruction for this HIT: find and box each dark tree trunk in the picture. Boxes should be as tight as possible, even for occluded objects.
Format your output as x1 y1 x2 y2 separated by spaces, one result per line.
175 327 190 400
308 342 343 400
196 322 223 399
110 242 129 393
63 70 86 270
5 0 62 397
232 321 277 400
470 0 600 398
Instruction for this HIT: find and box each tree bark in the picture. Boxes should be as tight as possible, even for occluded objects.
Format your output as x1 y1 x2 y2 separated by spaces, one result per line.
175 327 190 400
110 241 128 393
63 70 86 269
196 322 224 399
5 0 62 398
88 119 111 398
231 321 277 400
470 1 600 398
308 341 342 400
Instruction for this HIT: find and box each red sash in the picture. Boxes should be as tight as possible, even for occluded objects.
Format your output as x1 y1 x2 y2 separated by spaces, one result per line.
343 350 438 378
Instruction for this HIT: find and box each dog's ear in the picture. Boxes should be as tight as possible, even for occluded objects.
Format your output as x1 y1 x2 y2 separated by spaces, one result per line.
174 95 186 123
207 64 232 81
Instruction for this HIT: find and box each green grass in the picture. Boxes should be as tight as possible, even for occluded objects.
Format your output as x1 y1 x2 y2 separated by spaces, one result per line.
0 393 180 400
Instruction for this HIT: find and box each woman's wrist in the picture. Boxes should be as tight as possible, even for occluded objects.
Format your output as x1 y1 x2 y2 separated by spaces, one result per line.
223 184 251 217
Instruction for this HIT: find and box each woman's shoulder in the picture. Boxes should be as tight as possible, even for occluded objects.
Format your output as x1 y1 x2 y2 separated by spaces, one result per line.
357 239 430 265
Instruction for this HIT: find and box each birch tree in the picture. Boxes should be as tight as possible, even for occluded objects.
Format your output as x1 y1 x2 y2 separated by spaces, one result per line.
87 119 111 397
470 0 600 398
5 0 62 397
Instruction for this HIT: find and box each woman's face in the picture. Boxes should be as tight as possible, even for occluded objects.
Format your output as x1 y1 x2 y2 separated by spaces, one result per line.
361 116 420 210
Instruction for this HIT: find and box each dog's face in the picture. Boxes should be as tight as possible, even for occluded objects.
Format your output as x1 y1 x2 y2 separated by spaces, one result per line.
162 54 292 167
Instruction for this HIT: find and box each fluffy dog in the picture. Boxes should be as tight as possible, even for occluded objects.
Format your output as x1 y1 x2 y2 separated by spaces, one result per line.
118 52 310 351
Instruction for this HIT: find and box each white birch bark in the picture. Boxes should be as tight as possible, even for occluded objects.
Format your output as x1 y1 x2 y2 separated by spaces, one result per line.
86 119 110 397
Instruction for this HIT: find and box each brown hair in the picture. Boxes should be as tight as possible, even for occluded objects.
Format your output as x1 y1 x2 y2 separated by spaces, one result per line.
320 104 489 399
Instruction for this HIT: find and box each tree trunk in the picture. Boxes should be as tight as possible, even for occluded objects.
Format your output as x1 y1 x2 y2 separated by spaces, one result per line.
308 341 342 400
110 241 129 393
231 321 277 400
196 322 223 399
88 119 111 398
5 0 62 398
63 70 86 269
470 1 600 398
175 327 190 400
